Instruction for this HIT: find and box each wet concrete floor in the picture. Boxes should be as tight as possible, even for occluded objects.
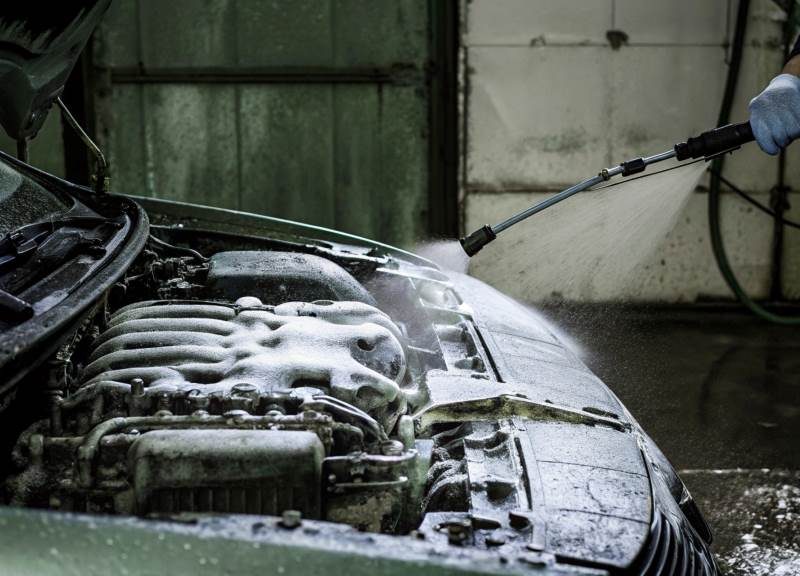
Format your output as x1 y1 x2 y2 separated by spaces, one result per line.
544 304 800 575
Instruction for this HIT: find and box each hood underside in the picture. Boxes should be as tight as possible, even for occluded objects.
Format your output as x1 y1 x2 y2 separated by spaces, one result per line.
0 1 111 140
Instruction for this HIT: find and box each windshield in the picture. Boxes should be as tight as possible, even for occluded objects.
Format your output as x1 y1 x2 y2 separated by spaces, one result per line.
0 155 72 236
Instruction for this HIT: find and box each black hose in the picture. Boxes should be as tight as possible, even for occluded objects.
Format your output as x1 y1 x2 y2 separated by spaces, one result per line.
148 234 208 262
712 172 800 230
708 0 800 324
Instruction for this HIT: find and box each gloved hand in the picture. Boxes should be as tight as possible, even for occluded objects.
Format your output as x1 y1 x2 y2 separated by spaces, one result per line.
749 73 800 155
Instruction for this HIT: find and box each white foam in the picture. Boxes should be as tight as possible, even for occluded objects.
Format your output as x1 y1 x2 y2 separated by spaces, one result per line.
414 239 471 274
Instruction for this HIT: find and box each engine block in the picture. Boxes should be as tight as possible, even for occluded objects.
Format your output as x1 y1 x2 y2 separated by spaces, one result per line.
8 297 420 531
80 296 407 429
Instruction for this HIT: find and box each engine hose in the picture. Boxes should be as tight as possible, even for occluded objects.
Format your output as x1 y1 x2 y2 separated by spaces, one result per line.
708 0 800 324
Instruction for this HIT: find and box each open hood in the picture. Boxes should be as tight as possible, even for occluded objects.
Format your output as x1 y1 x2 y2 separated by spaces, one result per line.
0 1 111 140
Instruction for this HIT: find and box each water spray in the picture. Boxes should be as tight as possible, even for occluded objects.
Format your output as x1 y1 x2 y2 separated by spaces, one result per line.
460 122 754 257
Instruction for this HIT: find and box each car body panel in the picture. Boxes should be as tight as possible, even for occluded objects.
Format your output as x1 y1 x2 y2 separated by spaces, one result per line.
0 506 608 576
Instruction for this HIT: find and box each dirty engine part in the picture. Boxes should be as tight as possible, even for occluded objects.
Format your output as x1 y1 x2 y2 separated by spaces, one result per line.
8 295 421 532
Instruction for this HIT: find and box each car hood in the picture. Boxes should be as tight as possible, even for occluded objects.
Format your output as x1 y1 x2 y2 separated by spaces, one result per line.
0 1 111 140
0 152 147 401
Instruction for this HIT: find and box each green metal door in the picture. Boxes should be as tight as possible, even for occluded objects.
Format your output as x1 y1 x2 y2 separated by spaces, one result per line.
90 0 447 247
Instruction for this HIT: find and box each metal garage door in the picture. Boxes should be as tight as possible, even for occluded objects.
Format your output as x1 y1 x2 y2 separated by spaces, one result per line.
88 0 455 246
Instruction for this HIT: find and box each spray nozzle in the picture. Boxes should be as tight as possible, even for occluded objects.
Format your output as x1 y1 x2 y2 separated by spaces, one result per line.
460 225 496 256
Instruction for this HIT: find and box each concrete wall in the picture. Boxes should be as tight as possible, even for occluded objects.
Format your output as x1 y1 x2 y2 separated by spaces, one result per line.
463 0 800 302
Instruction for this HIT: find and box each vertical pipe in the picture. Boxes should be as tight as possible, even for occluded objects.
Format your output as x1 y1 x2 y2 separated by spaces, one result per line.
769 1 797 302
769 152 788 301
16 138 28 163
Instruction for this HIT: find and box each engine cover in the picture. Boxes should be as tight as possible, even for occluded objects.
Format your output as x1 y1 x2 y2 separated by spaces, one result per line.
84 296 407 430
204 251 377 305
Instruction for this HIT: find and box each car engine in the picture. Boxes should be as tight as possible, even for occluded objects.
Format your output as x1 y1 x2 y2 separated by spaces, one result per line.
4 245 469 533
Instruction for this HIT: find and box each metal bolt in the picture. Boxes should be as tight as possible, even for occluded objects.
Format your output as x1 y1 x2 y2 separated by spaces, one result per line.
156 392 171 411
231 383 257 395
130 378 145 396
187 390 209 410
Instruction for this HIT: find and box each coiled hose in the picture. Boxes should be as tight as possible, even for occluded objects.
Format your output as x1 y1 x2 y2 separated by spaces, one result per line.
709 0 800 324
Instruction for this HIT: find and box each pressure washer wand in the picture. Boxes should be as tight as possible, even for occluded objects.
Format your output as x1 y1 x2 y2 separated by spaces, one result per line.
460 121 755 256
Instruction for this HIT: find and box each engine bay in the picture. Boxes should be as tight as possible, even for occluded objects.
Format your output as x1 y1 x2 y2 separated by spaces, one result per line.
0 219 722 573
4 240 490 534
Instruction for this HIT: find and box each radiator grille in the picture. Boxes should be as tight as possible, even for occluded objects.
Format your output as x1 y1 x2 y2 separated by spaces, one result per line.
636 511 717 576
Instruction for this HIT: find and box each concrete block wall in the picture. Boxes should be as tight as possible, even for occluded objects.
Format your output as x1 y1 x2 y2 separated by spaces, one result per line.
463 0 800 302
